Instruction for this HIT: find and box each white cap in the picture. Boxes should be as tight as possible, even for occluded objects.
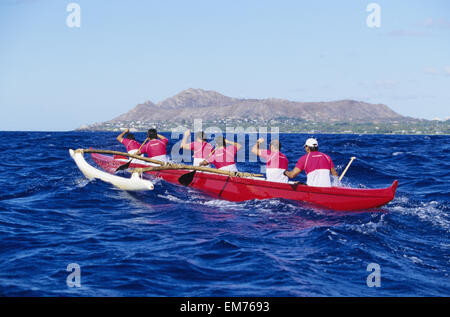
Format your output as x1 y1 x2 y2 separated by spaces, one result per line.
304 138 318 147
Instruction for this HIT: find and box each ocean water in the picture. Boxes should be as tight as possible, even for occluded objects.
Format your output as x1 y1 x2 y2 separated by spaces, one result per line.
0 131 448 296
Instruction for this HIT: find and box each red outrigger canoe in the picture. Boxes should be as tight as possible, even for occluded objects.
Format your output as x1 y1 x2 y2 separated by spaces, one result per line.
91 153 398 211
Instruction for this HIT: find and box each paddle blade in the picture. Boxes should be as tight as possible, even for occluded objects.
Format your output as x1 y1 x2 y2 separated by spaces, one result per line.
289 181 305 190
115 160 131 172
178 171 196 186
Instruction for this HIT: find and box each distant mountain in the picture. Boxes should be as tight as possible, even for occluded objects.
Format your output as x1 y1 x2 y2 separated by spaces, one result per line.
109 88 403 124
80 88 407 132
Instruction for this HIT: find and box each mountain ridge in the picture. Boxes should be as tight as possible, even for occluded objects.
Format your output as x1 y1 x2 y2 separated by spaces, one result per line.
109 88 404 123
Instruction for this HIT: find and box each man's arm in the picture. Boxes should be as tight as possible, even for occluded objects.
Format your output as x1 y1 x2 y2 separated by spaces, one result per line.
251 138 264 156
331 167 338 177
180 130 191 150
284 167 302 179
199 160 209 166
224 138 242 151
157 134 167 140
116 129 129 143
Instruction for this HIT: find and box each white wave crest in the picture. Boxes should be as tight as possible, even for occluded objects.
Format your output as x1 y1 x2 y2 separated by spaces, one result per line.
391 197 449 231
74 177 93 188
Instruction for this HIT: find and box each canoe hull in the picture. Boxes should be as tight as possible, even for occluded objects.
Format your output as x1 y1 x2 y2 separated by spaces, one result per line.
91 153 398 211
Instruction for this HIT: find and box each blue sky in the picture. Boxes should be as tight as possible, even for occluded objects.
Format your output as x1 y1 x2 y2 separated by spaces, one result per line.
1 0 449 130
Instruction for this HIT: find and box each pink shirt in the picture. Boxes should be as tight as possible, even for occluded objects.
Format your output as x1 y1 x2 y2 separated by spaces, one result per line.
141 138 168 158
207 145 238 169
259 150 289 169
121 138 141 152
295 152 334 175
189 141 214 159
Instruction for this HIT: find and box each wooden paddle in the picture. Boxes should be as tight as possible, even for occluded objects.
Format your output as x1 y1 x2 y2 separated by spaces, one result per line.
178 146 217 186
115 138 149 172
137 163 263 178
339 156 356 182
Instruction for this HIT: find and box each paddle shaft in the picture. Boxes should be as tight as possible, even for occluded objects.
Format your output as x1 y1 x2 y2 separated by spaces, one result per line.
136 164 263 178
198 146 216 165
177 146 217 186
137 138 149 152
339 157 356 181
115 138 150 171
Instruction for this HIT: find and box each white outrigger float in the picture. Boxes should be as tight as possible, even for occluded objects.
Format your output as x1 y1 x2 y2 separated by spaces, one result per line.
69 149 154 191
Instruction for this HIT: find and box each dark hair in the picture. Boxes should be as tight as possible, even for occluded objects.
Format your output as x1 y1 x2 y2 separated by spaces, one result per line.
125 133 135 141
195 131 206 141
215 135 225 147
307 146 319 152
270 140 281 151
147 128 157 140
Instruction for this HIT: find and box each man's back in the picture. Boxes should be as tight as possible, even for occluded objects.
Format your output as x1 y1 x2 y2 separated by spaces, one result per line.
141 138 168 158
296 152 334 187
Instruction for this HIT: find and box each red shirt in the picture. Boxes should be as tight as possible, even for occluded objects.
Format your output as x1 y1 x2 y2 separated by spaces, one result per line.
141 138 168 158
189 141 214 159
121 138 141 152
207 145 238 169
295 152 334 175
259 150 289 169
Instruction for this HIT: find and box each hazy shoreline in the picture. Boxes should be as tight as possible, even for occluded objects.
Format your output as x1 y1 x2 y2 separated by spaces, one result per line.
1 130 449 136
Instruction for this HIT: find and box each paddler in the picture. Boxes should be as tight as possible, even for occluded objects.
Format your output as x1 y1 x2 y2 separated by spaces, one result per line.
199 135 241 172
284 138 338 187
180 129 214 166
136 128 169 163
251 138 289 183
116 129 141 154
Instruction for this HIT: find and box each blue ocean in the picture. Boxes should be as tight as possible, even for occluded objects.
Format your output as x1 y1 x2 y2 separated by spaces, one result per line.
0 132 448 296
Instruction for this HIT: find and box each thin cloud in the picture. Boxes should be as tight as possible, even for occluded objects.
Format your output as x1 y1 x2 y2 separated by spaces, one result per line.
385 17 450 38
358 80 399 89
0 0 39 6
416 18 450 29
424 67 440 75
373 80 400 89
418 18 434 27
384 30 428 37
424 66 450 76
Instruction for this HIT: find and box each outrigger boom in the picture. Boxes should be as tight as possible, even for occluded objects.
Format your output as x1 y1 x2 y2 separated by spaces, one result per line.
75 148 264 178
